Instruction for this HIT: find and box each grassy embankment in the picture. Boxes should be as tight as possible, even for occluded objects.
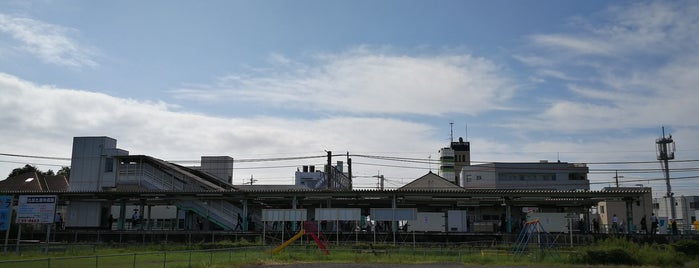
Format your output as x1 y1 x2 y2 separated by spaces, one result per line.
0 238 697 267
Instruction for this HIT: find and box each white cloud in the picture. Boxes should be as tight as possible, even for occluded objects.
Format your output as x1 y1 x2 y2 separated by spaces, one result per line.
530 1 699 57
172 49 516 116
0 72 440 183
513 1 699 133
0 13 98 67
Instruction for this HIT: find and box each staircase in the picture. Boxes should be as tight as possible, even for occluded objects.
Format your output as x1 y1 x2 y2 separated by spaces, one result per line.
117 156 260 230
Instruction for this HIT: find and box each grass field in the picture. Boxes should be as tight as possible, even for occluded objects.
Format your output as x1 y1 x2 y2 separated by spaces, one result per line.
0 238 697 268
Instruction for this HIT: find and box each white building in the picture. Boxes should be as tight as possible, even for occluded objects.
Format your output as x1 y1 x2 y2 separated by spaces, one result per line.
597 187 653 233
460 161 589 190
67 136 241 230
653 195 699 232
438 137 470 185
294 161 351 190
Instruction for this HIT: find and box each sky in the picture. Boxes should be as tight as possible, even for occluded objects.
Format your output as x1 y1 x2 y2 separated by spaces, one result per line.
1 0 698 196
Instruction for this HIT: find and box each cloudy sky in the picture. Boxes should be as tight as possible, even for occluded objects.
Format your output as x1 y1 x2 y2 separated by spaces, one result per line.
1 0 697 196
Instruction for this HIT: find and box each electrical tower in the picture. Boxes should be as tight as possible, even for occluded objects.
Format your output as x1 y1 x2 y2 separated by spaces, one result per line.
655 127 676 220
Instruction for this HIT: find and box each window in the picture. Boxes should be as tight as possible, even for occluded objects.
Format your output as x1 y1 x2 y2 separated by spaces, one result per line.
653 203 660 209
600 205 605 214
104 157 114 173
476 175 482 180
690 202 697 209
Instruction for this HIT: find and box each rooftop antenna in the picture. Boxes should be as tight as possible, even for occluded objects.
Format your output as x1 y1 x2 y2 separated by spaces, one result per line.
465 123 468 142
656 126 676 220
450 122 454 143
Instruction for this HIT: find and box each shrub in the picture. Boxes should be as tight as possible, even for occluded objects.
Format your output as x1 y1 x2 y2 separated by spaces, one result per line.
673 240 699 258
574 248 638 265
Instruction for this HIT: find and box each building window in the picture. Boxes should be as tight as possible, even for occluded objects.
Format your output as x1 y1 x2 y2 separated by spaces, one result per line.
653 203 660 209
568 173 586 180
476 175 482 180
105 158 114 173
600 205 605 214
690 202 697 209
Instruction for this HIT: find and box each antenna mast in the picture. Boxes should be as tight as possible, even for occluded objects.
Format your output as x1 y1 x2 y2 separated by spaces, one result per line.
450 122 454 143
656 126 676 220
465 123 468 141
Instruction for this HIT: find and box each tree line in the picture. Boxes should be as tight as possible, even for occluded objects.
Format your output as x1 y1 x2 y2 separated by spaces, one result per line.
5 164 70 180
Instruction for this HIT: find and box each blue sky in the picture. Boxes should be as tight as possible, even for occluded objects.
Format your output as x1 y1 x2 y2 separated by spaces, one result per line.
1 0 698 196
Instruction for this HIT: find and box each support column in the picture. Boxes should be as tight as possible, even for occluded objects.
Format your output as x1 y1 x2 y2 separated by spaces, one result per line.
292 195 297 231
505 203 512 233
118 200 126 230
625 199 634 233
139 200 145 231
147 205 152 230
242 200 248 232
392 194 397 245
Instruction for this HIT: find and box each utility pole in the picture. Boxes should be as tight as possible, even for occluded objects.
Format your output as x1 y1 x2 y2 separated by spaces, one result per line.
326 150 332 189
373 173 385 190
656 126 676 221
245 175 257 185
613 170 623 187
347 152 352 189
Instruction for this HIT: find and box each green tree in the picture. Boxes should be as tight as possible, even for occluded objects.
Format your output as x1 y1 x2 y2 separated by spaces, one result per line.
6 164 70 179
7 164 40 178
57 166 70 179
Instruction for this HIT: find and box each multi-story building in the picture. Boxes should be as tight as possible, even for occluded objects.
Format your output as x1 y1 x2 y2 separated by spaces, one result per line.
459 161 589 190
294 162 351 190
653 195 699 233
438 137 470 185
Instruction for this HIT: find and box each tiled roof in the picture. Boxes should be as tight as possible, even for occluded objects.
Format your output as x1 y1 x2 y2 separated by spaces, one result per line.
0 172 68 192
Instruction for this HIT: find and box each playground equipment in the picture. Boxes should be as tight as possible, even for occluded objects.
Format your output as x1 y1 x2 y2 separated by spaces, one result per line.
271 221 330 255
511 219 559 257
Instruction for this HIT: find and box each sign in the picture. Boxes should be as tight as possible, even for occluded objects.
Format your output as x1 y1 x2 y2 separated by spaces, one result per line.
0 195 12 230
16 195 57 224
261 209 307 222
315 208 361 221
370 208 417 221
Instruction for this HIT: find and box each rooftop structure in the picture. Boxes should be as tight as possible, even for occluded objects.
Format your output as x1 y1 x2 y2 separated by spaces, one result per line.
460 161 589 190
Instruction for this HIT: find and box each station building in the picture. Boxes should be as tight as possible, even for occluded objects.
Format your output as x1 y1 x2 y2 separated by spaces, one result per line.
0 136 652 238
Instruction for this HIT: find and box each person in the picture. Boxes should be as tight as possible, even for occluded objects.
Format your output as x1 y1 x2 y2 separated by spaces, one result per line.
54 212 63 230
131 210 139 229
108 214 114 230
235 213 243 231
611 214 619 233
671 219 678 235
650 213 658 234
640 215 647 234
592 218 600 233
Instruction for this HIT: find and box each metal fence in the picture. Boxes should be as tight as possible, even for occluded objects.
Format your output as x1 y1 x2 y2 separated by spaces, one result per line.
0 246 267 268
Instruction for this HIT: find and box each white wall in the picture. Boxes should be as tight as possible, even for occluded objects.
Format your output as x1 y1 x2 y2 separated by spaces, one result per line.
69 137 128 191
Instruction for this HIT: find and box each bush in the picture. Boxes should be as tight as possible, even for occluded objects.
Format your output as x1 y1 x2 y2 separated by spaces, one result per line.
570 237 684 267
673 240 699 258
574 248 638 265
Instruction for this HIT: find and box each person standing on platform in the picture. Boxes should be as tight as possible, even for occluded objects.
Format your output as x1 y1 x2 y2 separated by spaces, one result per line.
650 213 658 234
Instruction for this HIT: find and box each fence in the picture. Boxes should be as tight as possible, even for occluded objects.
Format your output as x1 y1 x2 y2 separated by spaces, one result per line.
0 244 519 268
0 246 266 268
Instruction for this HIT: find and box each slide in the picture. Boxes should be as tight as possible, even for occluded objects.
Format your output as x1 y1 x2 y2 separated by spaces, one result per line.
270 229 305 254
308 232 330 255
